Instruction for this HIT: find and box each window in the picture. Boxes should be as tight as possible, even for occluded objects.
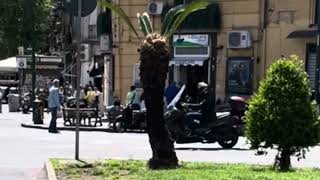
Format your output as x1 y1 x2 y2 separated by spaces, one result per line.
88 25 97 39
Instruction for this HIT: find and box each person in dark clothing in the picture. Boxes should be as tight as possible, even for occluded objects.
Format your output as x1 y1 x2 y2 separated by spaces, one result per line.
4 86 10 103
89 81 94 90
164 82 180 104
182 82 210 131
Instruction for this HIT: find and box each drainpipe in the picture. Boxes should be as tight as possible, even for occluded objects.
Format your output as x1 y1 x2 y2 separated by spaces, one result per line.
315 0 320 102
262 0 269 75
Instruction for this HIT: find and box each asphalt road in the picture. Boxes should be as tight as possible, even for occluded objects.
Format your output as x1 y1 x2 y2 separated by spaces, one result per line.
1 104 320 179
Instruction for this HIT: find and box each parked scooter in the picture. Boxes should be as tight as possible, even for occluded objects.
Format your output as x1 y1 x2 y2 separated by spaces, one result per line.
106 99 125 126
164 85 245 149
113 104 147 133
21 92 32 114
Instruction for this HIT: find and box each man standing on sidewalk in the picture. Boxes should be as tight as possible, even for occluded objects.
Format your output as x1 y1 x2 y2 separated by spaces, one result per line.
48 79 61 133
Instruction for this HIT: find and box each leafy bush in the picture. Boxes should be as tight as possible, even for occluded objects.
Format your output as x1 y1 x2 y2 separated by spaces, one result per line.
245 55 320 171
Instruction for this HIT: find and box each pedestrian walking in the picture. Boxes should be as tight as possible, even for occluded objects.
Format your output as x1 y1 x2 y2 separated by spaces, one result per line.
48 79 61 133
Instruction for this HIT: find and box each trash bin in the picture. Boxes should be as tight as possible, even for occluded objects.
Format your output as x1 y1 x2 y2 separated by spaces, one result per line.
33 98 44 124
8 94 20 112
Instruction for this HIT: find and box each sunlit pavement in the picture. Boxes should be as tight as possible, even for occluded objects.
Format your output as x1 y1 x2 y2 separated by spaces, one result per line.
1 104 320 179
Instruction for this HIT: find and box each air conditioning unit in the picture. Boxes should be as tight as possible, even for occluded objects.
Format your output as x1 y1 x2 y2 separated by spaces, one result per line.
80 44 90 61
147 0 164 15
227 31 252 49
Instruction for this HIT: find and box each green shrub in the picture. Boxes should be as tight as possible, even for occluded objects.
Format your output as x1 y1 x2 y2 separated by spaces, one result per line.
245 55 320 171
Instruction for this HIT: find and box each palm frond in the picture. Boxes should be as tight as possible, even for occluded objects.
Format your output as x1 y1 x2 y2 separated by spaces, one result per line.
99 0 140 40
137 13 148 36
161 5 184 35
164 0 216 38
142 13 153 34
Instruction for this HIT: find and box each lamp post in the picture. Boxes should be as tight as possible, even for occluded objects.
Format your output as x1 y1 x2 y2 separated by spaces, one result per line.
75 0 82 160
31 47 36 122
315 0 320 103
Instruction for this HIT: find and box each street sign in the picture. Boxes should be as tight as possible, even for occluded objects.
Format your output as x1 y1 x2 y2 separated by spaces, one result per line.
100 35 111 52
64 0 97 17
16 57 27 69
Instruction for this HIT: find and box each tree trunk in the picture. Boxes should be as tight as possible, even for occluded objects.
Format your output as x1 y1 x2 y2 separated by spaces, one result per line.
274 148 291 171
140 34 178 169
144 85 178 169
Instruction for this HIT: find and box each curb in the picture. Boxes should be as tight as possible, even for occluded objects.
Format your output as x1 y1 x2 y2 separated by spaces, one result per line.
21 123 114 132
21 123 146 134
45 160 57 180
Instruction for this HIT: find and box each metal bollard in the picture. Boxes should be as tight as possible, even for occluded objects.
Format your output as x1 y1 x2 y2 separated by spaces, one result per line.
33 98 44 124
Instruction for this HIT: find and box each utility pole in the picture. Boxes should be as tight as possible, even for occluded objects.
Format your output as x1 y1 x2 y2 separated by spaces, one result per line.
31 47 36 122
75 0 82 160
315 0 320 103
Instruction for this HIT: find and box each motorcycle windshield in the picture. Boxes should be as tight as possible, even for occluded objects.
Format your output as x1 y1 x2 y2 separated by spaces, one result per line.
167 85 186 109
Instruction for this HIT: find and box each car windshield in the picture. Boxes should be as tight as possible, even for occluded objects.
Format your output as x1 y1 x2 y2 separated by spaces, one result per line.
167 85 186 109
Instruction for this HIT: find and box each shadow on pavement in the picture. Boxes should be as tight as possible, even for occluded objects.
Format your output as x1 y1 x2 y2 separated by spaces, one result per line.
175 147 251 151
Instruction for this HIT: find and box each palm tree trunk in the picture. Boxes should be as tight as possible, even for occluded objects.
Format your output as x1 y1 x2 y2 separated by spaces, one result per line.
144 84 178 169
140 34 178 169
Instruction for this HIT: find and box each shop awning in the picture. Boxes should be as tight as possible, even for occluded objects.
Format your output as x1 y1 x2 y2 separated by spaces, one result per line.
287 29 317 39
0 57 18 72
169 57 207 66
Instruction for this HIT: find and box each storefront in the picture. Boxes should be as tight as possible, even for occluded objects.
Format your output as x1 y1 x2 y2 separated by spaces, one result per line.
169 34 211 101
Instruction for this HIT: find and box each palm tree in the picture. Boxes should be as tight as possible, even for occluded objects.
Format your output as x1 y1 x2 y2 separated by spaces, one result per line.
100 0 216 169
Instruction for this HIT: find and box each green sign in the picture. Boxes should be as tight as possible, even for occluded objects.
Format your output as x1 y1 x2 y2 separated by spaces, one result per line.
173 34 209 47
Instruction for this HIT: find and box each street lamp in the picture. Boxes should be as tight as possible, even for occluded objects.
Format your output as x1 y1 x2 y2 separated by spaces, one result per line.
75 0 82 161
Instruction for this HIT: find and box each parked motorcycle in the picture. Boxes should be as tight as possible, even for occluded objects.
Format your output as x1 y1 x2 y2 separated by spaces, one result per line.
21 92 32 114
228 96 248 135
113 104 147 133
164 85 244 149
106 102 125 126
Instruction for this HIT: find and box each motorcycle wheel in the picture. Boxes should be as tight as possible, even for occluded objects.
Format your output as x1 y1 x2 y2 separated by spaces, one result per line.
217 135 239 149
113 119 126 133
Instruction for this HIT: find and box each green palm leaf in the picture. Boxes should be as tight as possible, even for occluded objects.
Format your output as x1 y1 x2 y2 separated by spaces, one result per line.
99 0 140 40
161 5 184 35
137 13 148 36
142 13 153 34
164 0 216 38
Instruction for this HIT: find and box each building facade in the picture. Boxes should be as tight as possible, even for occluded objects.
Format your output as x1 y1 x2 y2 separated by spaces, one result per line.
107 0 318 104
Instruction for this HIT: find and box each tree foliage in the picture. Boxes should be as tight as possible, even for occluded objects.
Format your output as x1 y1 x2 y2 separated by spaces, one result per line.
245 55 320 171
100 0 214 40
0 0 52 58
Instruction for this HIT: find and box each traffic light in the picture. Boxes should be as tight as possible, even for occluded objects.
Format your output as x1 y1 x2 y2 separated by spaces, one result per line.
80 44 90 61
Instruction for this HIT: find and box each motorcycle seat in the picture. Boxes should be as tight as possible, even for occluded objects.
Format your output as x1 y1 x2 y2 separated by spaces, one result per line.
216 112 230 119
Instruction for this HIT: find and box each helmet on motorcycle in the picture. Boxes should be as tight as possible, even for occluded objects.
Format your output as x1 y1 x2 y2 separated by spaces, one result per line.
197 82 208 97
